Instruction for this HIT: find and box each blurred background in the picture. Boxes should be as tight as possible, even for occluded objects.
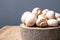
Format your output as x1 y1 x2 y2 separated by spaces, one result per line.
0 0 60 28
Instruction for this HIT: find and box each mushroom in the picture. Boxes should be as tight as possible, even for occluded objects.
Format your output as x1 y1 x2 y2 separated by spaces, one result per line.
42 9 49 16
47 19 58 27
57 18 60 24
55 12 60 19
46 10 55 19
21 11 31 23
32 7 41 16
42 9 49 20
25 13 37 27
36 15 47 27
38 15 44 18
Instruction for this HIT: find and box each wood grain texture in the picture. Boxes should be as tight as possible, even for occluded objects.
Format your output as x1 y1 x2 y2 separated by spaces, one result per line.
0 26 22 40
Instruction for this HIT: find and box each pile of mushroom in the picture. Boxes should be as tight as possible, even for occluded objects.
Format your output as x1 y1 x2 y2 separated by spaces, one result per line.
21 7 60 28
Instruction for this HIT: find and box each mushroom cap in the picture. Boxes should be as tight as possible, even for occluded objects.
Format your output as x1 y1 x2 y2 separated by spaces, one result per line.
25 14 37 26
47 19 58 26
38 15 44 18
36 15 47 27
32 7 41 16
21 11 31 23
42 9 49 16
40 22 47 27
46 10 55 19
57 18 60 24
42 9 49 20
55 12 60 19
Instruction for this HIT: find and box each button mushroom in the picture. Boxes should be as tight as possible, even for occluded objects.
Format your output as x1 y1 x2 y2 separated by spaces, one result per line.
57 18 60 24
42 9 49 20
21 11 37 27
32 7 41 16
46 10 55 19
25 13 37 27
47 19 58 27
42 9 49 16
21 11 31 23
36 15 47 27
55 12 60 19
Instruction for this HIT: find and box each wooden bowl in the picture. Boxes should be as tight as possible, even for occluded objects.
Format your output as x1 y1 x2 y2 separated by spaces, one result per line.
20 24 60 40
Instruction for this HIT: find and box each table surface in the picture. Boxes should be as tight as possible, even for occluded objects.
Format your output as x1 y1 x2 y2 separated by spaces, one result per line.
0 26 21 40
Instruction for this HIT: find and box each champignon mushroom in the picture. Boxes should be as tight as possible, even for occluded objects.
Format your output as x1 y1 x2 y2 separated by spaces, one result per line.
25 13 37 27
42 9 49 20
21 11 31 23
47 19 58 27
32 7 41 16
55 12 60 19
38 15 44 18
57 18 60 24
42 9 49 16
46 10 55 19
36 15 47 27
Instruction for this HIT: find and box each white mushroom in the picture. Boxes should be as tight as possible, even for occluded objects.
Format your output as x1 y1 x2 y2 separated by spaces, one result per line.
21 11 31 23
32 7 41 16
42 9 49 20
47 19 58 27
55 12 60 19
38 15 44 18
42 9 49 16
57 18 60 24
46 10 55 19
25 13 37 27
36 15 47 27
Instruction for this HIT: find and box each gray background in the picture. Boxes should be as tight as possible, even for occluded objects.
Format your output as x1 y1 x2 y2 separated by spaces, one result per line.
0 0 60 28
